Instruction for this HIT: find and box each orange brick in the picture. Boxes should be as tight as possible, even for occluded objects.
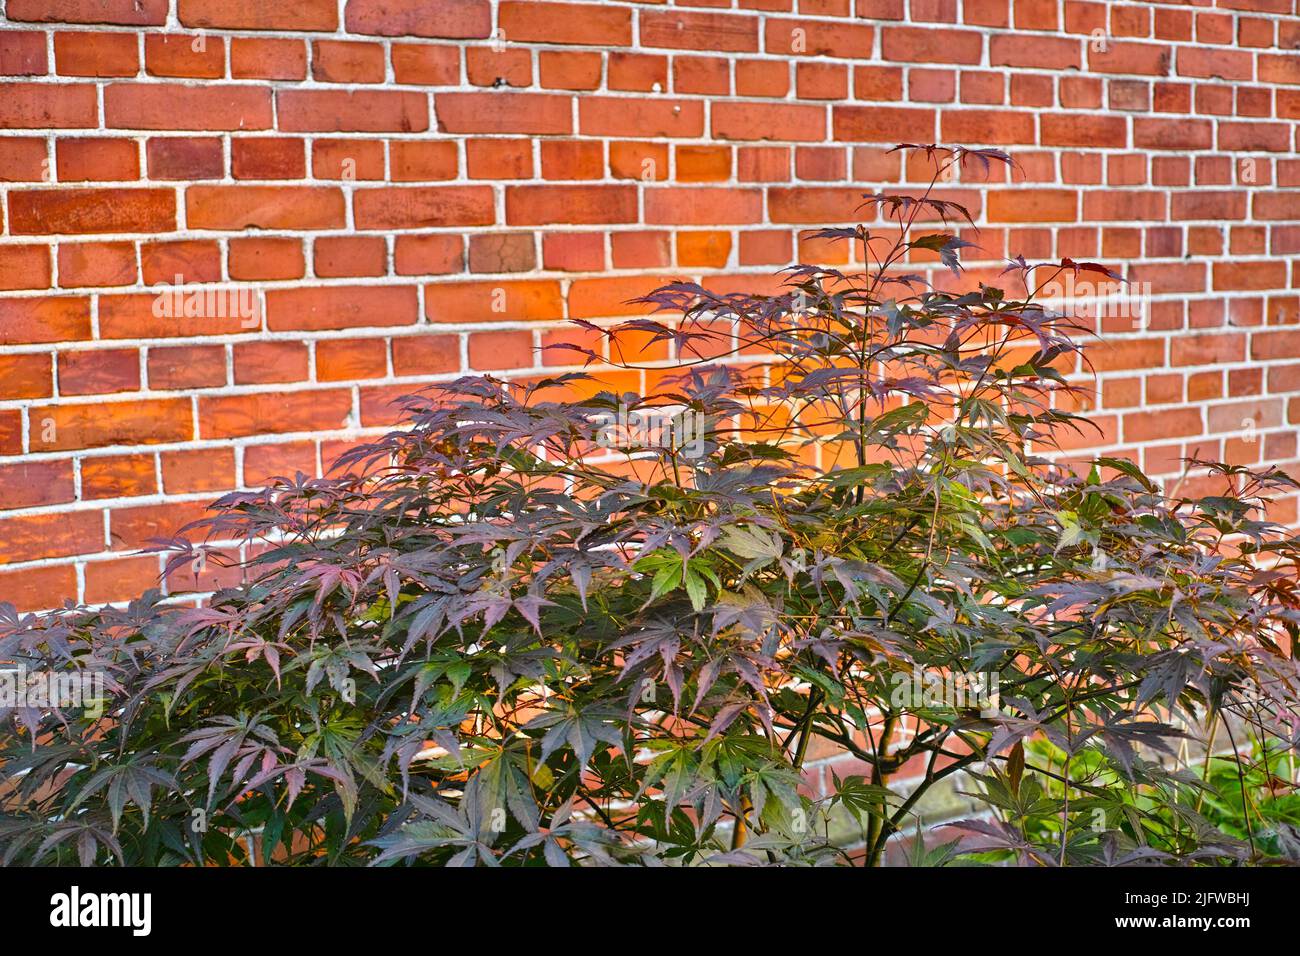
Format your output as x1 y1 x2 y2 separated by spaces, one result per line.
0 243 52 290
30 398 192 451
0 564 78 612
199 389 353 439
316 338 388 381
81 453 157 499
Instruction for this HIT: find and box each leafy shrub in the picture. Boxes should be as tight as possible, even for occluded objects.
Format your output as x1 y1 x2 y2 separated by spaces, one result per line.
3 145 1299 867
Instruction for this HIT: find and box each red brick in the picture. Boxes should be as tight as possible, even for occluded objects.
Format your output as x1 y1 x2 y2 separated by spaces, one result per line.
438 92 572 135
353 186 494 228
0 411 24 456
345 0 490 39
645 187 763 225
66 249 139 308
141 239 222 285
314 235 388 277
541 141 604 180
56 137 140 181
739 229 792 266
987 189 1077 222
0 460 75 508
770 187 870 223
316 338 389 381
313 138 386 181
989 33 1080 69
392 334 460 375
395 235 463 275
147 345 227 389
186 185 344 229
713 102 825 142
99 292 256 338
639 10 760 52
105 83 273 130
766 18 875 57
608 52 667 92
162 447 234 493
1083 191 1167 221
466 47 532 88
390 141 459 181
0 82 98 128
30 398 192 451
313 40 386 83
677 146 731 183
569 275 672 318
1254 193 1300 221
467 138 534 180
507 185 638 225
1177 47 1252 81
424 280 564 323
242 442 318 487
199 389 353 439
0 31 48 75
0 244 52 290
85 555 161 604
1133 118 1212 150
468 330 534 370
109 500 211 550
58 348 141 395
609 141 668 181
232 37 306 80
736 60 790 98
941 108 1035 144
1171 191 1247 220
1124 407 1202 443
266 286 419 331
0 296 92 345
675 56 730 95
1039 115 1127 148
233 341 310 384
392 43 460 84
0 511 103 561
543 233 604 272
231 137 307 180
578 97 702 138
882 26 981 63
469 233 536 272
1259 55 1300 86
277 89 428 132
0 353 53 399
539 51 603 91
1218 121 1291 153
0 564 78 612
179 0 338 30
611 231 671 269
0 137 50 180
146 33 226 78
54 31 138 77
146 136 224 180
499 2 632 45
1213 261 1288 291
834 106 936 141
9 0 167 25
1088 41 1171 76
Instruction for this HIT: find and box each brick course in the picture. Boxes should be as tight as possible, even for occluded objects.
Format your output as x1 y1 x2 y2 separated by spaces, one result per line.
0 0 1298 609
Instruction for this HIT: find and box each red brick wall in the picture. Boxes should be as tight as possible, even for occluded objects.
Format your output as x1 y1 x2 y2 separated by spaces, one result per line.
0 0 1297 611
